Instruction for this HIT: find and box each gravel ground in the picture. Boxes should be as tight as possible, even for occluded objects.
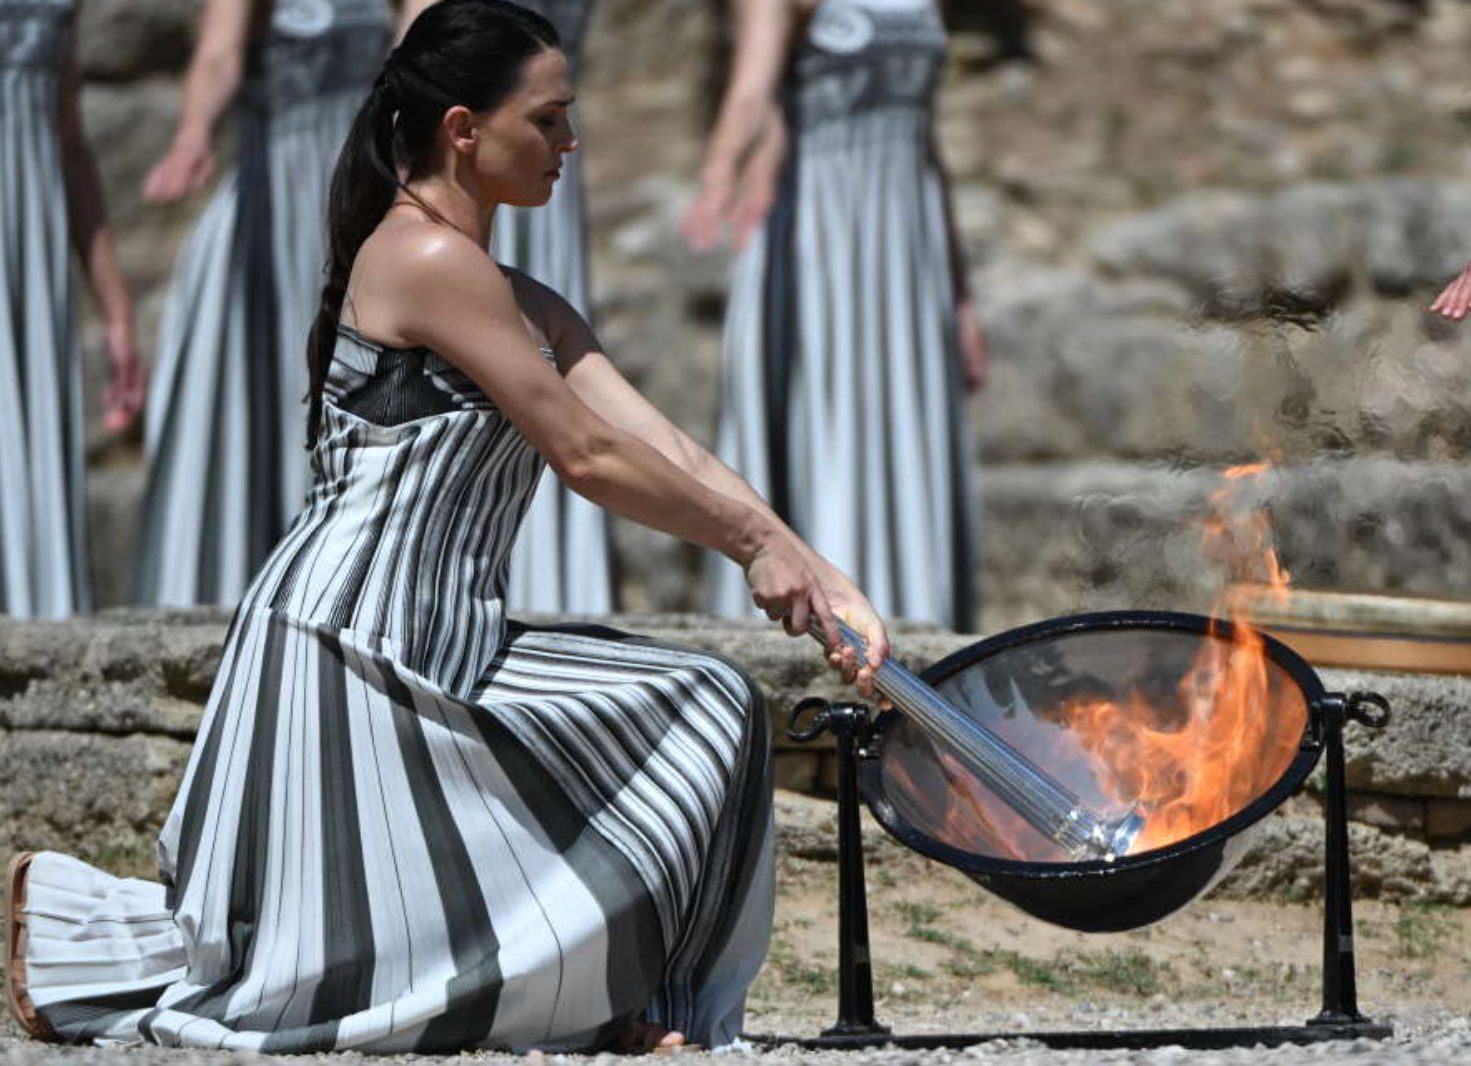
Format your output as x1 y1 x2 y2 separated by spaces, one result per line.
3 1010 1468 1066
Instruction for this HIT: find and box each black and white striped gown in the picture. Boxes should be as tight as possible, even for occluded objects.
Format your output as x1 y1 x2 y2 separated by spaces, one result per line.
20 323 775 1052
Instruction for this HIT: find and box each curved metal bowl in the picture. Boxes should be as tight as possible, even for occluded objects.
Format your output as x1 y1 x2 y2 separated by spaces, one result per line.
860 610 1327 932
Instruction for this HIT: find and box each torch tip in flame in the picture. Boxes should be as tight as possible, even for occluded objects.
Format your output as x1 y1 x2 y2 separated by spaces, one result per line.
1105 808 1149 863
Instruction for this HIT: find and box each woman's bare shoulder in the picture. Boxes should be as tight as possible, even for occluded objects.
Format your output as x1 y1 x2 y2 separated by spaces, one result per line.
347 217 512 342
359 216 499 283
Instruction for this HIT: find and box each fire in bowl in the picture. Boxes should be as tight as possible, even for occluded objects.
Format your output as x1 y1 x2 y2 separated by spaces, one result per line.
778 608 1392 1049
854 610 1352 933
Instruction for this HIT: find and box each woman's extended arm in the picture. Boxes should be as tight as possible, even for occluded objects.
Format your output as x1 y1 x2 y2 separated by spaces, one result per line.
58 3 143 431
728 109 788 251
681 0 797 250
524 276 890 671
142 0 254 202
372 229 887 683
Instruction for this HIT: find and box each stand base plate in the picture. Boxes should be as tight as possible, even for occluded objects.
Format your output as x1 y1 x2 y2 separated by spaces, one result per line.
747 1022 1393 1052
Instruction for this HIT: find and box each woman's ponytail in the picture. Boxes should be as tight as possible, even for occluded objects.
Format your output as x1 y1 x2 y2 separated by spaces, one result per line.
304 74 401 446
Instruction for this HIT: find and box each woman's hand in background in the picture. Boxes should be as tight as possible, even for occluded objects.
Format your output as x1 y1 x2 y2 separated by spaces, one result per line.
142 131 215 203
680 178 735 252
101 314 145 435
959 298 988 393
1431 263 1471 321
729 113 788 251
142 0 253 203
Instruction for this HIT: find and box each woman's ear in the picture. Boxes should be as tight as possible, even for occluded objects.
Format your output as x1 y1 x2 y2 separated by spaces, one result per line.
441 104 479 155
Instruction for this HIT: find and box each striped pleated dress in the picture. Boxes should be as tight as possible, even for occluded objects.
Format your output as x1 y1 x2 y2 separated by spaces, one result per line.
19 317 775 1051
135 0 392 607
707 0 975 630
496 0 614 614
0 0 88 618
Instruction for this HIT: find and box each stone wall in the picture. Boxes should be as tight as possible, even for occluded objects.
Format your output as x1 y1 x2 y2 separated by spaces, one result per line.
64 0 1471 624
3 612 1469 905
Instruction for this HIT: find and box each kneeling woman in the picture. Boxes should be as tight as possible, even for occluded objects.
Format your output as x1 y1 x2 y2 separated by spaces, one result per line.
6 0 887 1053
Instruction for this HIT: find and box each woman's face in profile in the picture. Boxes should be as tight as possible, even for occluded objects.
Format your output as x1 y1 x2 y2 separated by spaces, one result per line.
470 47 578 208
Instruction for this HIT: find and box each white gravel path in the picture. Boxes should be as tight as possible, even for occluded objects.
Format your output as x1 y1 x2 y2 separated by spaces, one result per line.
3 1011 1467 1066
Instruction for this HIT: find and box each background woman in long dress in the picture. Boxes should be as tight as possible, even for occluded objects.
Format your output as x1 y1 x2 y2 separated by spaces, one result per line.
0 0 144 618
7 0 888 1051
134 0 393 606
687 0 987 631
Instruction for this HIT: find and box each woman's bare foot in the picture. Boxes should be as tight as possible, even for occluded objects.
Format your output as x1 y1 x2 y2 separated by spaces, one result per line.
613 1018 688 1054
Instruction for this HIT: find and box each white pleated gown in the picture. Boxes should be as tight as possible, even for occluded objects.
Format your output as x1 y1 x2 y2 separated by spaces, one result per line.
707 0 976 630
19 317 774 1052
0 0 88 618
135 0 392 607
497 0 613 614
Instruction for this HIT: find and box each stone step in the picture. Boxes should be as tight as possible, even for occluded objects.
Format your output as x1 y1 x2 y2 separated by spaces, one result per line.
2 612 1466 905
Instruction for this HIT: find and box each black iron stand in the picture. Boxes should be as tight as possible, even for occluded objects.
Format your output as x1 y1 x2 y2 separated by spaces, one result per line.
1309 691 1391 1030
755 694 1395 1052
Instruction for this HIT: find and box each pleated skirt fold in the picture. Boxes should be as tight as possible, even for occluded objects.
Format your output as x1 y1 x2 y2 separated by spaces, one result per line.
20 614 772 1052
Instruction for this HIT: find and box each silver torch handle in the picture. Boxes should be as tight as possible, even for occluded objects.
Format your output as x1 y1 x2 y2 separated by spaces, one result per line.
814 618 1145 862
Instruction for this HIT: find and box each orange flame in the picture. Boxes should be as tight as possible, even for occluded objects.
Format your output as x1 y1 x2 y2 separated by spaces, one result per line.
1059 463 1304 854
886 463 1308 864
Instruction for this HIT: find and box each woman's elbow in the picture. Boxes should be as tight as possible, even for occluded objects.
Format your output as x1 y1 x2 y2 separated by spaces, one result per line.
548 430 617 494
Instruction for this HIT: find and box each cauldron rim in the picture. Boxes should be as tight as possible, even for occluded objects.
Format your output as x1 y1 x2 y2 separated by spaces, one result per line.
861 609 1326 882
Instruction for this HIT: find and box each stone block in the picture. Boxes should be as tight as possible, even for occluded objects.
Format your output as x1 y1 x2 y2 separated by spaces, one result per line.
1346 793 1426 836
0 613 222 736
772 752 818 794
1426 800 1471 843
86 464 146 611
1220 811 1471 906
1086 180 1471 308
975 255 1471 467
1323 669 1471 801
1363 179 1471 294
0 730 189 875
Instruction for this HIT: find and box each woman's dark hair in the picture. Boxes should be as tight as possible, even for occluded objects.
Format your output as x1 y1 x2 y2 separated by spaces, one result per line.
305 0 560 445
